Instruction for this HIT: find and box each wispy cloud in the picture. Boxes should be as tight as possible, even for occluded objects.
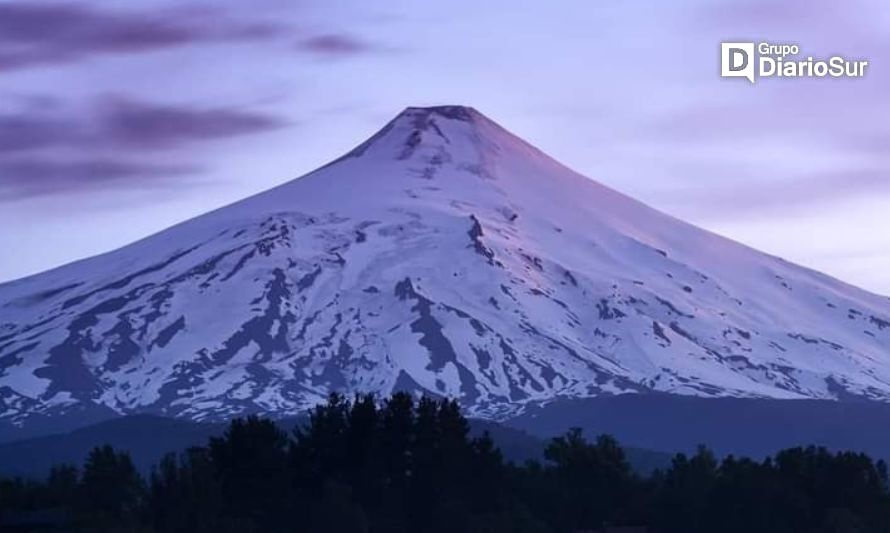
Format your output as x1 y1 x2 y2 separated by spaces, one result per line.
299 34 372 57
0 95 287 198
0 96 287 153
0 114 72 153
0 157 197 200
97 97 287 149
0 2 282 71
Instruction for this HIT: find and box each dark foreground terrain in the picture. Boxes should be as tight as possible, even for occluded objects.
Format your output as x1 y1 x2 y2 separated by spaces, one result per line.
2 393 890 533
510 394 890 460
0 413 670 480
5 393 890 479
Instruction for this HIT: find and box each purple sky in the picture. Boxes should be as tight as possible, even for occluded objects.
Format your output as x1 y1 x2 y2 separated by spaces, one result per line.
2 0 889 293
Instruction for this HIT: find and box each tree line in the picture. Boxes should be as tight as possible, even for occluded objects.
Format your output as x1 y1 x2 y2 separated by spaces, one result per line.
1 393 889 532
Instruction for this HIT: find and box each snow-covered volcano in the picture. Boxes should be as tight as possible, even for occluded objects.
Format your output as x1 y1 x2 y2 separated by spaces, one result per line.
2 105 890 425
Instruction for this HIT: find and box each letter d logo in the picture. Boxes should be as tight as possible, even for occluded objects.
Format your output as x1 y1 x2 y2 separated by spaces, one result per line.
721 42 755 83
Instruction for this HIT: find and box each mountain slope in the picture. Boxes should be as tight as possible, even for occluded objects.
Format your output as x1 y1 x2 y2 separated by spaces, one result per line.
2 105 890 426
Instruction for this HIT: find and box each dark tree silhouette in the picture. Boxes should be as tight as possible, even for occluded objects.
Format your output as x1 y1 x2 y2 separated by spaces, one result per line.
3 395 890 532
78 444 144 529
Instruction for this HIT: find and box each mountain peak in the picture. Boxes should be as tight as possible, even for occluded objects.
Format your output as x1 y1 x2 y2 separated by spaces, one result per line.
330 104 550 175
335 104 507 167
398 105 481 122
391 104 495 134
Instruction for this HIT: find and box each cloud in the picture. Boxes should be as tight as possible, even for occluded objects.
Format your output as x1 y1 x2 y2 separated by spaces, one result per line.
0 2 281 71
0 97 286 153
0 157 198 200
299 34 372 57
97 97 287 149
0 96 286 199
0 114 72 153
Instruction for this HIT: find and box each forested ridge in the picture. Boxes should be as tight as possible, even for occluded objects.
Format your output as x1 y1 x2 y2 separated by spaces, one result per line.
2 393 889 532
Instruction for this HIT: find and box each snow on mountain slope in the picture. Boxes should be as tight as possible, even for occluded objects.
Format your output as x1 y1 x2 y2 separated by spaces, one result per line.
2 105 890 425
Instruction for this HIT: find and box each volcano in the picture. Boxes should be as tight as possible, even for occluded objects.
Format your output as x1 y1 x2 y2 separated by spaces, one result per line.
2 105 890 429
